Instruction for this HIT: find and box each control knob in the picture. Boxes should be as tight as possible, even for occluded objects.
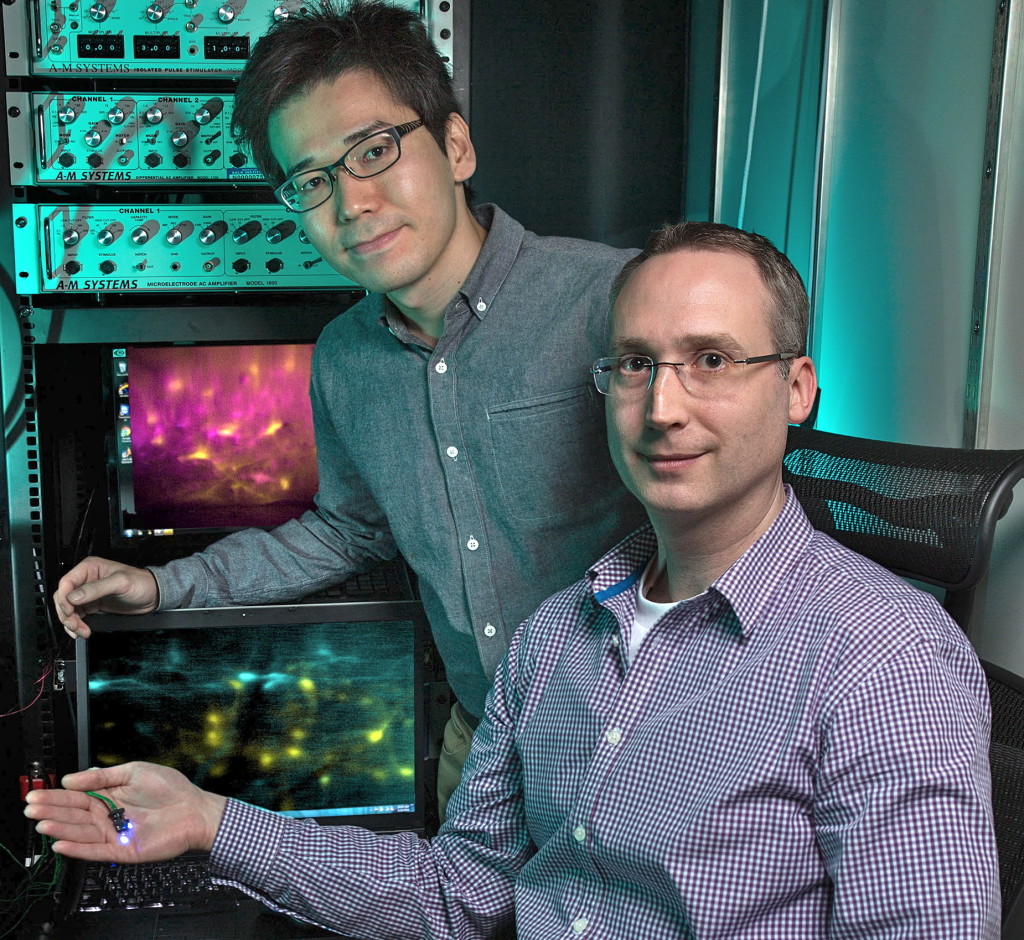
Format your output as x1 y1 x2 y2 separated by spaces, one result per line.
57 103 80 124
199 221 228 245
171 129 191 148
145 2 168 23
97 222 124 246
144 106 164 125
232 220 262 244
217 3 235 22
194 98 223 125
130 220 159 245
88 2 109 20
63 228 82 247
265 220 296 244
106 105 128 125
166 221 195 245
84 128 107 148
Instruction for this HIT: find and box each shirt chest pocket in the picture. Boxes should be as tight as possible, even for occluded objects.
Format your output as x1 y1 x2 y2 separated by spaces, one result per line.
487 385 619 523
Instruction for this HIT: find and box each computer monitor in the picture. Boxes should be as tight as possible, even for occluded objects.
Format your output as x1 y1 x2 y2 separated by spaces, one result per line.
107 342 318 546
75 601 429 833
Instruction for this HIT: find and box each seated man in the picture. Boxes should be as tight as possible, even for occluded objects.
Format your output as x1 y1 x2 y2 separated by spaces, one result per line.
27 222 999 938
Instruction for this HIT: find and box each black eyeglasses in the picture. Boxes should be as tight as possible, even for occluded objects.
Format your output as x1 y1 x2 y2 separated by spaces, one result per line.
591 351 798 398
273 120 424 213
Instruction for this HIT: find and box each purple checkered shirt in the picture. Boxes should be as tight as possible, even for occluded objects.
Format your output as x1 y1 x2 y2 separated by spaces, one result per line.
211 489 1000 938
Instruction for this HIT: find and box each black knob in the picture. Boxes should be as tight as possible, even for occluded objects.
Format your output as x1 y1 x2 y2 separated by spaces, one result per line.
99 260 116 274
265 220 296 244
144 153 161 167
199 221 228 245
266 258 284 273
58 152 76 167
232 258 250 273
232 221 262 244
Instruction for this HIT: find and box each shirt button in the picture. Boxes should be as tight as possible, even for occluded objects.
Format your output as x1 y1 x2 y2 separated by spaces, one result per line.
446 446 459 459
605 727 622 745
476 299 487 312
572 825 586 842
609 636 619 648
571 917 588 934
484 623 497 637
466 537 479 551
434 359 448 374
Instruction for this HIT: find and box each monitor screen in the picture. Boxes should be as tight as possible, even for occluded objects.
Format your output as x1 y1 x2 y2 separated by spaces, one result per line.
77 602 427 830
109 342 318 543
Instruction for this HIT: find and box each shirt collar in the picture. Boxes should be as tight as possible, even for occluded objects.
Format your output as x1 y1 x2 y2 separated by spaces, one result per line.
457 203 524 320
376 203 524 341
587 487 815 639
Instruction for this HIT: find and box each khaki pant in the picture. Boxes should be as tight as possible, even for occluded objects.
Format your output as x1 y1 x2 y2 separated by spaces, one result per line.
437 701 477 824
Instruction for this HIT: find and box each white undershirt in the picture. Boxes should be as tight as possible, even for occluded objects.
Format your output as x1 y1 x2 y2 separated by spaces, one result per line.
629 555 707 662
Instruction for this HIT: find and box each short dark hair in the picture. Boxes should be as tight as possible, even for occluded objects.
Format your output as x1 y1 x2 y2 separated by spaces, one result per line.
232 0 464 188
612 221 809 368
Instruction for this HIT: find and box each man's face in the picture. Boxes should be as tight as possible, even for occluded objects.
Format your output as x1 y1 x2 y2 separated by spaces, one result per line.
267 69 475 300
606 249 815 532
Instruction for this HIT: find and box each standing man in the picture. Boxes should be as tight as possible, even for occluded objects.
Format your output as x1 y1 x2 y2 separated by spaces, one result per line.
51 0 645 812
30 222 1000 937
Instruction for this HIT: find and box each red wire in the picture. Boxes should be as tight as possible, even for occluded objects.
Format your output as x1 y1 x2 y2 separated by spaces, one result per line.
0 662 52 718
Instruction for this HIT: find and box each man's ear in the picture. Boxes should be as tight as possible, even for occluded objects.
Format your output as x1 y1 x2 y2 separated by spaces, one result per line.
444 113 477 183
787 356 818 425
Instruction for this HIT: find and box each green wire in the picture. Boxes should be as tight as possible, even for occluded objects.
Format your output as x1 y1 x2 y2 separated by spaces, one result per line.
0 837 64 939
85 790 118 811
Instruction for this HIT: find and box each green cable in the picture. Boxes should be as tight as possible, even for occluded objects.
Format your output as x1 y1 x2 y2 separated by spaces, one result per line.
85 790 118 811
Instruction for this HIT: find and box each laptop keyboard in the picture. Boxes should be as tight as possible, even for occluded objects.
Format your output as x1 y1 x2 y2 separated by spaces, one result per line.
77 855 240 914
303 558 412 601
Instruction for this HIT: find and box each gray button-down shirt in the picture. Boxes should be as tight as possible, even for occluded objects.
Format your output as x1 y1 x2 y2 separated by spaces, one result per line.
153 205 646 715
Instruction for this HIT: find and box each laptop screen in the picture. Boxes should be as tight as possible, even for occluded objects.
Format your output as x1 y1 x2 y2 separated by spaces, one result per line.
75 602 428 833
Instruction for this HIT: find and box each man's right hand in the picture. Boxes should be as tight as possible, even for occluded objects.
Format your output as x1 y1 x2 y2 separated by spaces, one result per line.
53 557 160 639
24 762 226 863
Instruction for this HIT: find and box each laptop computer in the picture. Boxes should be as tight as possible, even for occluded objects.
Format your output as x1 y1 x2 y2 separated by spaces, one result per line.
54 600 433 940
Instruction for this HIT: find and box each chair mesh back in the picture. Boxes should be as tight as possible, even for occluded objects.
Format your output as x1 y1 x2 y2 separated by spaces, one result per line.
784 426 1024 591
985 661 1024 919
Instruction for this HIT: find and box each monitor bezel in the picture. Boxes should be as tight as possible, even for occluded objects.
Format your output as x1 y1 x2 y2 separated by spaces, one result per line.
103 339 319 551
74 600 430 835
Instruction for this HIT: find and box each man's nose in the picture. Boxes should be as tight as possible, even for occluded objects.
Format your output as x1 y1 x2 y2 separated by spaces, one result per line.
647 363 694 427
331 170 379 222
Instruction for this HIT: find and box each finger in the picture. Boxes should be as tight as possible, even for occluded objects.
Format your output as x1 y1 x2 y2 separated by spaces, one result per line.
50 840 124 863
60 613 92 639
62 764 135 793
25 804 95 829
24 788 94 812
33 815 109 845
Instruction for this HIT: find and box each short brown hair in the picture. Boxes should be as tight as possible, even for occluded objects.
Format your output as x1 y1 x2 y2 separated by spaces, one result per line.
613 221 809 368
232 0 463 187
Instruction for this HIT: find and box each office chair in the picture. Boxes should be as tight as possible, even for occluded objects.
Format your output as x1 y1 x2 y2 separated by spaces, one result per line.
783 425 1024 934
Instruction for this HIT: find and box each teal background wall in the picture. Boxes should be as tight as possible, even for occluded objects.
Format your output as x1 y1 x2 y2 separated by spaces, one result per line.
704 0 1023 670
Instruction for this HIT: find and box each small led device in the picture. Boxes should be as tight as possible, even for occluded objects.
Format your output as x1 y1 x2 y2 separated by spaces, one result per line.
86 790 134 845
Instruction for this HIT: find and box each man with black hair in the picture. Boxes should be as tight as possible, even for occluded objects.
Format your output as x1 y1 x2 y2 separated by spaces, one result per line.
31 222 998 937
52 0 645 815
